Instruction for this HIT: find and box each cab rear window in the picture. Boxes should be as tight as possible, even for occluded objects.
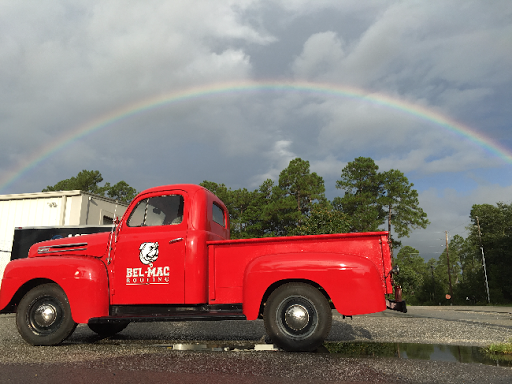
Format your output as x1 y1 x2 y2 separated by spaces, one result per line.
212 203 225 227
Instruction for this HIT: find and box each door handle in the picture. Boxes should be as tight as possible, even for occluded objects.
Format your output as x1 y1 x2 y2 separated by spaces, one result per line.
169 237 184 244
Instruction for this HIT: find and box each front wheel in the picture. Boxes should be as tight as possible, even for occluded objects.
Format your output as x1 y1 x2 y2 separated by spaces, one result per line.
16 283 77 346
263 282 332 352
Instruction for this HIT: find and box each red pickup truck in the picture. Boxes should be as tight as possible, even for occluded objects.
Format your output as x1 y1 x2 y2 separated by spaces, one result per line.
0 184 405 351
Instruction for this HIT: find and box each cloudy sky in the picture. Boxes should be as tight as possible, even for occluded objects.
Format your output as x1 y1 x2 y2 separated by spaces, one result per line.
1 1 511 261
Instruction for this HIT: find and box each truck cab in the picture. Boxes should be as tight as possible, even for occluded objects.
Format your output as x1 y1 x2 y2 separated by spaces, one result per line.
108 184 229 306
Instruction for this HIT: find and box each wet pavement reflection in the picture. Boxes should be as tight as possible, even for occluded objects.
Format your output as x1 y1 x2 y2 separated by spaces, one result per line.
155 341 512 367
325 342 512 367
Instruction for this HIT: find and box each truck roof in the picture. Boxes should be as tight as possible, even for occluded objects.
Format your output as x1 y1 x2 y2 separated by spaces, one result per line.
138 184 209 195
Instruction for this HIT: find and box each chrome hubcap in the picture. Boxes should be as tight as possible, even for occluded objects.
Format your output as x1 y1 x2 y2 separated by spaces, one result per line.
34 304 58 327
284 304 310 331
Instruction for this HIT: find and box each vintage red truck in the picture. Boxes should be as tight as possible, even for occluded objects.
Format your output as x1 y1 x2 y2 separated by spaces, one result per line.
0 184 405 351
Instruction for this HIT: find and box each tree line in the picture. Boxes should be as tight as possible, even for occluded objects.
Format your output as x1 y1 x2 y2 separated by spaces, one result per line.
43 170 138 203
200 157 429 247
395 202 512 305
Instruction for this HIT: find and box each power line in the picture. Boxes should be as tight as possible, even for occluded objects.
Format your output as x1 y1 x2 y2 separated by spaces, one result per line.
447 222 469 232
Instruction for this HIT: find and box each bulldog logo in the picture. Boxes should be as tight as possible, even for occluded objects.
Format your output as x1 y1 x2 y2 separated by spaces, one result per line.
139 242 159 265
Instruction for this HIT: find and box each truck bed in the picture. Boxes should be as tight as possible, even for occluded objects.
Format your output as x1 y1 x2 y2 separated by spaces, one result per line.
207 232 392 307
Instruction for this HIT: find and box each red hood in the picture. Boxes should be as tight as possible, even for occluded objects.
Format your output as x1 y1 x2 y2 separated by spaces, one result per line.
28 232 111 259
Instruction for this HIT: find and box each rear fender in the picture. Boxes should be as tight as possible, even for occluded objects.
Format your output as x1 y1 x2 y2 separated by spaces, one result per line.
243 253 386 320
0 257 109 323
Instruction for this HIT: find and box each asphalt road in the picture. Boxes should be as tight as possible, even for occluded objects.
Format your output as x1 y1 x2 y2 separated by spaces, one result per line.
0 306 511 384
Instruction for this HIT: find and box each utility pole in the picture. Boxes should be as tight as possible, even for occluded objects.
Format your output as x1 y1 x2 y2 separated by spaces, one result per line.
445 231 454 303
430 265 435 302
475 216 491 304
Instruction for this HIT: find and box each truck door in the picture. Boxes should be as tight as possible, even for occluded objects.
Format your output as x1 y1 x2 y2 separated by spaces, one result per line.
110 191 188 305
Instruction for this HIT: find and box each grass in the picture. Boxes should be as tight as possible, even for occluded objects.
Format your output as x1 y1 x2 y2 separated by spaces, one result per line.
485 339 512 355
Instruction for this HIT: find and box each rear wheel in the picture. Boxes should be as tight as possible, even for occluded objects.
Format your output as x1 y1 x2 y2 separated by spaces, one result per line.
16 283 77 346
263 282 332 352
88 321 129 337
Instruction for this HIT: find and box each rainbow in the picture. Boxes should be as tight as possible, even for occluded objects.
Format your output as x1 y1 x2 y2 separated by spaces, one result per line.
1 80 511 193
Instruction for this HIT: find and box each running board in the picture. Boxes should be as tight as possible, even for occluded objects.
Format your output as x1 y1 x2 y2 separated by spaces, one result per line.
89 304 246 324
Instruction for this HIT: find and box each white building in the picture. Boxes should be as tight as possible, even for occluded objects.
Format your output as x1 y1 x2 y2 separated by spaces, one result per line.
0 190 128 279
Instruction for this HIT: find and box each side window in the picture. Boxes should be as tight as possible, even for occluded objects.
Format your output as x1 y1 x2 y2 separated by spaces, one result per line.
127 195 184 227
102 216 114 225
212 203 225 227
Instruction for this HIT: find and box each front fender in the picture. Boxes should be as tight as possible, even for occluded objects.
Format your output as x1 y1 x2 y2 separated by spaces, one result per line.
0 257 109 323
243 253 386 320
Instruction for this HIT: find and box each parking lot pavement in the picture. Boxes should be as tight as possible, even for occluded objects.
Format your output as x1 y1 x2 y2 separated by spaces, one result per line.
0 307 511 384
329 305 512 347
381 305 512 324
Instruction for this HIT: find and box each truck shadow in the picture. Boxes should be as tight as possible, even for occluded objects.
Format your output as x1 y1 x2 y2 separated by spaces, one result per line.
328 320 373 342
70 317 369 345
